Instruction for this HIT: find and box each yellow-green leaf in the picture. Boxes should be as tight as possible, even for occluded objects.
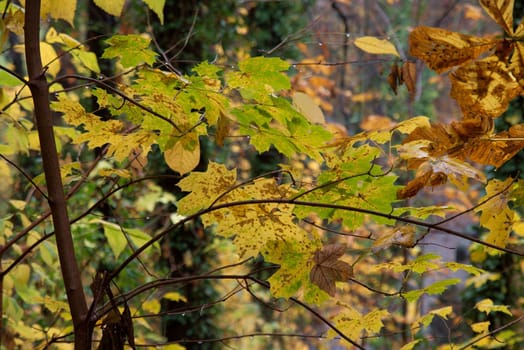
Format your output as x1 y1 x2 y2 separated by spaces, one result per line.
93 0 125 17
163 292 187 303
101 221 127 259
354 36 400 57
475 298 512 316
40 0 77 26
471 321 490 333
142 299 161 313
102 34 157 67
143 0 165 24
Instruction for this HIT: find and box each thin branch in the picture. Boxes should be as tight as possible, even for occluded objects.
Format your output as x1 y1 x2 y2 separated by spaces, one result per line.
0 153 49 200
0 63 28 84
52 74 183 133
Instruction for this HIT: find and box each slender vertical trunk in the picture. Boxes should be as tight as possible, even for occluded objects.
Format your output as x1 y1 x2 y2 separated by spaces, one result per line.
24 2 90 349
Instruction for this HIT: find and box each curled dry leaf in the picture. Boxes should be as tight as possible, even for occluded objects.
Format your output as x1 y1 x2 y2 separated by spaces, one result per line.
310 244 353 297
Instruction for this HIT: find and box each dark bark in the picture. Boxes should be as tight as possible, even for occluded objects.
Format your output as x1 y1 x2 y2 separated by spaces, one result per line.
24 2 90 349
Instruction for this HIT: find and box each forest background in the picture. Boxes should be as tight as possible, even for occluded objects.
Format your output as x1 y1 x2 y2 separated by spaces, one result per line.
1 0 524 349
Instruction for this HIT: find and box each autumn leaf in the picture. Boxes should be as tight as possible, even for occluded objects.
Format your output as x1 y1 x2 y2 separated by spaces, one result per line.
309 244 353 297
263 238 329 305
354 36 400 57
479 0 515 35
372 225 416 252
41 0 77 26
409 26 495 73
450 56 521 118
177 162 237 214
164 132 200 175
475 298 512 316
328 304 389 343
475 178 516 253
292 92 325 124
93 0 125 17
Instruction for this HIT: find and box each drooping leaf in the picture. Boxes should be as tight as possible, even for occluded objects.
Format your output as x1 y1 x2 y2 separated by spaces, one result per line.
164 133 200 175
416 306 453 328
143 0 165 24
41 0 77 26
479 0 515 35
409 26 496 73
354 36 400 57
475 178 516 253
292 92 325 124
93 0 125 17
309 244 353 296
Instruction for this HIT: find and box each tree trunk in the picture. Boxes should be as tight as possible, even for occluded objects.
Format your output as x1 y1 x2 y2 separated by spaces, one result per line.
24 2 90 349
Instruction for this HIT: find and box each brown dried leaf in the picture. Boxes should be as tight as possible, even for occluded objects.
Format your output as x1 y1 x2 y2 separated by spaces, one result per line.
215 113 231 146
387 62 401 95
310 244 353 297
397 168 432 199
450 56 522 118
372 225 416 252
402 61 417 99
451 115 494 139
462 132 524 167
409 26 495 73
479 0 515 35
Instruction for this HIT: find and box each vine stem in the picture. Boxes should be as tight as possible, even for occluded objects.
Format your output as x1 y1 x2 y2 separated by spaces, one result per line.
24 2 89 349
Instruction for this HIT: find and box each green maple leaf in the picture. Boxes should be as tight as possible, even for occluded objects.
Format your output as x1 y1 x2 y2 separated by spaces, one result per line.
102 34 157 67
226 56 290 102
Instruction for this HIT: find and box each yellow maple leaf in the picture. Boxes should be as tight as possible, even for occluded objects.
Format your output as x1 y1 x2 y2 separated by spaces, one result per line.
475 178 516 253
177 162 237 214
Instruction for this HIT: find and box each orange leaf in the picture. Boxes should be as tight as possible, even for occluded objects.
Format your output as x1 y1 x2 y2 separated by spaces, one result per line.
409 26 495 73
310 244 353 297
462 136 524 168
